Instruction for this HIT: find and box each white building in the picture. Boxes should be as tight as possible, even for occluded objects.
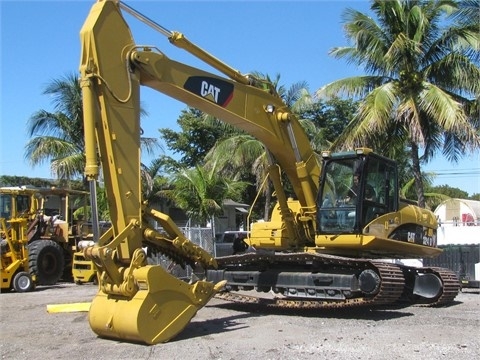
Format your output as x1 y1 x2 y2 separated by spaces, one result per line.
429 198 480 287
434 198 480 246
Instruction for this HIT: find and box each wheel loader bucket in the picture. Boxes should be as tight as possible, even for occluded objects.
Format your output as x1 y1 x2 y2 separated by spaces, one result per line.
88 265 225 344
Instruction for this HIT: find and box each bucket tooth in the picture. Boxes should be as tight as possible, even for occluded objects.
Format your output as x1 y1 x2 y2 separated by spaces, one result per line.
88 265 224 344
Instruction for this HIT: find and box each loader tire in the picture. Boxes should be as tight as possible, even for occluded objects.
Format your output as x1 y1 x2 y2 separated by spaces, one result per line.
28 240 65 285
13 271 35 292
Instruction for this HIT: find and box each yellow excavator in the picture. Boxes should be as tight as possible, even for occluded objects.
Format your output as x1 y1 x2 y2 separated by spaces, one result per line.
79 0 459 345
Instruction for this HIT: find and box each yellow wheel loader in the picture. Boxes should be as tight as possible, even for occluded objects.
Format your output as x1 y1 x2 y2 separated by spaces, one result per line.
0 186 89 286
1 218 35 292
78 0 459 344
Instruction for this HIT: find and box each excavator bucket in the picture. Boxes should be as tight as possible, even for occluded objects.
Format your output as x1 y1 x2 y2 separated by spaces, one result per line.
88 265 225 344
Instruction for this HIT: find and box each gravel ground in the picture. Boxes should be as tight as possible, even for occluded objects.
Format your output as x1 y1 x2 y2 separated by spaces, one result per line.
0 283 478 360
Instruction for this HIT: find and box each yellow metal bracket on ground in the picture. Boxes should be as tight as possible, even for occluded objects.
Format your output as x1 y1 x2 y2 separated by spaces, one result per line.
46 302 91 313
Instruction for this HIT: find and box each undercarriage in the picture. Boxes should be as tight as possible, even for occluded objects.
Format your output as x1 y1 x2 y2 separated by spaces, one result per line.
207 252 460 309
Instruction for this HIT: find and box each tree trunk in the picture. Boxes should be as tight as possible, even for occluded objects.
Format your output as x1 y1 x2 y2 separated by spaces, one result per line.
410 141 426 208
264 181 272 221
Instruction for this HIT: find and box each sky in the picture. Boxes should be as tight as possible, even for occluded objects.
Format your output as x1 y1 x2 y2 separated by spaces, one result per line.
1 0 479 196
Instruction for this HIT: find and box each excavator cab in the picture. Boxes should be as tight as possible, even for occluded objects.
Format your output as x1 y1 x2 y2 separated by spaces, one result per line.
317 148 398 233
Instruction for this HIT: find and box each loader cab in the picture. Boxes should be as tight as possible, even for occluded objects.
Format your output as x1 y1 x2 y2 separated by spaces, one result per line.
317 148 398 234
0 192 30 219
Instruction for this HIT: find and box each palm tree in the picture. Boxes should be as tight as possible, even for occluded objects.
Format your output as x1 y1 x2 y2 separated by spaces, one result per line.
251 72 314 113
204 76 316 220
205 120 328 222
162 164 248 228
204 134 269 219
298 118 332 153
317 0 480 207
25 72 159 181
72 185 110 221
142 157 172 209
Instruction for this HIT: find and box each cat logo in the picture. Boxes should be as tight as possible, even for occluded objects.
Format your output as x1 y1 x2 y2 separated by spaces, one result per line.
201 81 220 103
184 76 234 107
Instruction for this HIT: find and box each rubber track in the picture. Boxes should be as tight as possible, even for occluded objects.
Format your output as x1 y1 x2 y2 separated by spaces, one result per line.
214 253 406 309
